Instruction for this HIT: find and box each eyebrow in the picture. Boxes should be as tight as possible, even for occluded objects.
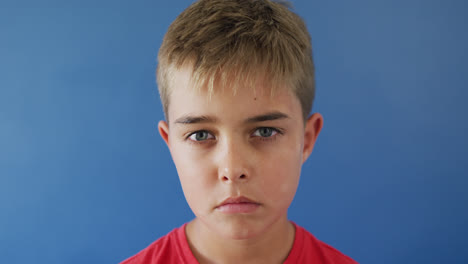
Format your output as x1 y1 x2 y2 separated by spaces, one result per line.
245 111 290 123
174 115 218 124
174 111 290 125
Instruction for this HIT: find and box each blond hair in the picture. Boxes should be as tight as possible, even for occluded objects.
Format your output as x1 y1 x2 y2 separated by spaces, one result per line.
157 0 315 121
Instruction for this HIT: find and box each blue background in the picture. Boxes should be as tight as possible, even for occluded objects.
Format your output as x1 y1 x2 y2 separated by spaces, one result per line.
1 0 467 263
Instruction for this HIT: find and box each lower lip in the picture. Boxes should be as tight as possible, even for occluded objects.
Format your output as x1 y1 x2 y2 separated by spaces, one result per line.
216 203 260 214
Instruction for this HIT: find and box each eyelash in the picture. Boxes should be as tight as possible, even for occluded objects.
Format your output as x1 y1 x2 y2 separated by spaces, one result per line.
185 127 283 144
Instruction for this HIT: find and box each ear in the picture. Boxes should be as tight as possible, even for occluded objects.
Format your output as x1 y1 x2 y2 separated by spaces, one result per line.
158 120 170 147
302 113 324 163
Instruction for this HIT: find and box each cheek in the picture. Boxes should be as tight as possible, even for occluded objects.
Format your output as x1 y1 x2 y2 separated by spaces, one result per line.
258 143 302 205
171 146 215 212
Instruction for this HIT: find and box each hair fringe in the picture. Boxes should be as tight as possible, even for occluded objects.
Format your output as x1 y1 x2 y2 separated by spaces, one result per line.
157 0 315 121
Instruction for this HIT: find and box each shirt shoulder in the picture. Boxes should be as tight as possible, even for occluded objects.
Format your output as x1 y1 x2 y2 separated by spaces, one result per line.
285 223 358 264
313 237 358 264
120 224 198 264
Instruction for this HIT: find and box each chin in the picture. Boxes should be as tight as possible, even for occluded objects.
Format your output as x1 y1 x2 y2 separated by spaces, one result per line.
215 218 265 240
222 228 257 240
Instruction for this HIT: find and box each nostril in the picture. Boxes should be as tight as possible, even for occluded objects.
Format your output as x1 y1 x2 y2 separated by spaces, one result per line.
239 174 246 179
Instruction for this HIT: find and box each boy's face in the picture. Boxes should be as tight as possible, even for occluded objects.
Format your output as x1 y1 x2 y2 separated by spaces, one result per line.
159 65 322 240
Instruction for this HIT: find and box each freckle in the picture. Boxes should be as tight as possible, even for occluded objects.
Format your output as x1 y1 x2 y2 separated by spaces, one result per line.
254 97 257 101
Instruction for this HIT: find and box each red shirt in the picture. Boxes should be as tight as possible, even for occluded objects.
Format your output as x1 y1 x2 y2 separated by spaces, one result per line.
121 223 358 264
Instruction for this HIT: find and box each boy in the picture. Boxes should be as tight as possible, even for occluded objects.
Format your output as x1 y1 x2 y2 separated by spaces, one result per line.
122 0 357 263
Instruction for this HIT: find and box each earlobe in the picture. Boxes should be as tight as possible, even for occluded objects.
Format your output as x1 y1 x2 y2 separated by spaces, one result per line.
158 120 170 147
302 113 324 163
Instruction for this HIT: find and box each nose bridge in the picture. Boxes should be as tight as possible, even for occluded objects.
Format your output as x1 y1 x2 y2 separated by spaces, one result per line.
217 133 250 182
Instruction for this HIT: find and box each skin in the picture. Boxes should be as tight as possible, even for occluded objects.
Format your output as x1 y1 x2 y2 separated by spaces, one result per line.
158 65 323 264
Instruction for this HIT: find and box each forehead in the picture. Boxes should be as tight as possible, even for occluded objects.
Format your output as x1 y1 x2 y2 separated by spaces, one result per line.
167 66 303 125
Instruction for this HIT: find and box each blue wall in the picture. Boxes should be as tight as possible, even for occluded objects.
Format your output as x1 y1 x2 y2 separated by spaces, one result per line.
1 0 467 263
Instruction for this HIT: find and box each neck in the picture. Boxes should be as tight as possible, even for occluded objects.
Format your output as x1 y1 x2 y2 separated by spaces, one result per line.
186 217 295 264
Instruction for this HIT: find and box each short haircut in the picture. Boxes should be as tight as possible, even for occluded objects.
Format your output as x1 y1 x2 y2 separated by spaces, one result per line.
157 0 315 121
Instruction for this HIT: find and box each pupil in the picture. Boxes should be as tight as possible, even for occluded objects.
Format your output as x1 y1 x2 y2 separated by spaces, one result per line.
260 128 272 137
196 132 207 140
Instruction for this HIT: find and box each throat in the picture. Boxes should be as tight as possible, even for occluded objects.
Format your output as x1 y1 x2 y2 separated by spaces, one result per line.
185 218 296 264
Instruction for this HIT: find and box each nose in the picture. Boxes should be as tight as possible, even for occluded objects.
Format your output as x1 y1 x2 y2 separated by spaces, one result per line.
217 139 251 183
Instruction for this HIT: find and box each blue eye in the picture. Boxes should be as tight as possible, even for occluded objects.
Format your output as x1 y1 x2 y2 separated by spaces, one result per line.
253 127 278 138
188 131 214 141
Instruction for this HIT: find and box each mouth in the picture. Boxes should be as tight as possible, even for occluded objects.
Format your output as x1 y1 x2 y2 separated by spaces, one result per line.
215 196 261 214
